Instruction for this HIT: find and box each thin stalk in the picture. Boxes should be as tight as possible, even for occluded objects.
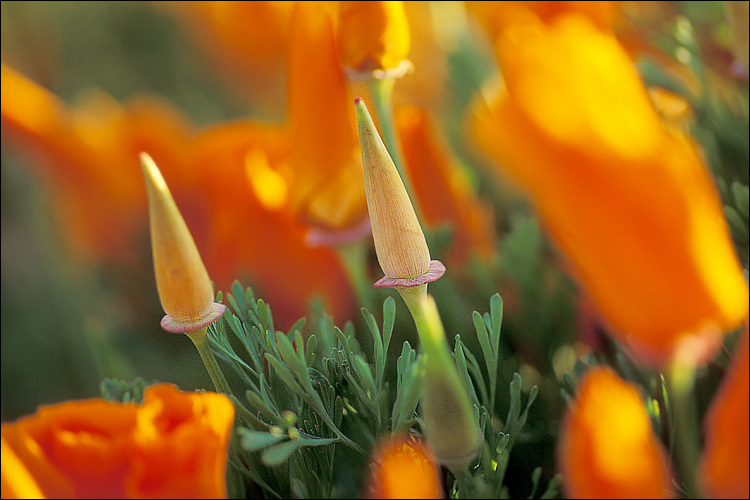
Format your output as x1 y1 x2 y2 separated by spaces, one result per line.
187 327 233 396
667 360 702 498
335 240 373 311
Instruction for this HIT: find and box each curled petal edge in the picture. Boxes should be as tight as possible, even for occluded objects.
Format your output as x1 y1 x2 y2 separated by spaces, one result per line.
373 260 445 288
161 302 226 333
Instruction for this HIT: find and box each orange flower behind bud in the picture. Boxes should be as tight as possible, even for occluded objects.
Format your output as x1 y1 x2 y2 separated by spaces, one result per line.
338 1 411 77
364 434 442 499
140 153 225 333
558 367 674 498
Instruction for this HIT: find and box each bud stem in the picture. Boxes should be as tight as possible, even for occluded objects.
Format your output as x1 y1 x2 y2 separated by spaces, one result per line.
667 360 701 497
186 327 233 396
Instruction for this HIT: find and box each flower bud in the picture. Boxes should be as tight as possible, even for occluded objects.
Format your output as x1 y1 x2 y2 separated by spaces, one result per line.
140 152 225 332
354 97 444 287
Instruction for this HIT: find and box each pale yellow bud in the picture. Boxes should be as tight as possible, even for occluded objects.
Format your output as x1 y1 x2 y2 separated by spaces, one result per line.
140 153 224 332
355 97 444 287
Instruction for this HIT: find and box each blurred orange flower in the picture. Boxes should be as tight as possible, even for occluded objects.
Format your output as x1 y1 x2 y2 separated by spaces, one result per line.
364 434 442 499
699 329 750 499
558 366 674 499
1 62 191 264
470 15 749 366
0 383 235 499
156 1 294 119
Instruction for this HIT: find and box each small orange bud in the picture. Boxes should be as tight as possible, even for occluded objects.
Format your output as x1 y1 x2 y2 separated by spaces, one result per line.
140 152 225 333
354 97 444 287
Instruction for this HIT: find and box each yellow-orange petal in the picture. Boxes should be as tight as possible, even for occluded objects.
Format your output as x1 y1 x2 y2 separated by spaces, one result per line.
127 384 235 499
140 153 222 332
365 434 442 499
470 15 749 366
354 98 430 280
699 329 750 499
559 366 674 498
337 1 411 74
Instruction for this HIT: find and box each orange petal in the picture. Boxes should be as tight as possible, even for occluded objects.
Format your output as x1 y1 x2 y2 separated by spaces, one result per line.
699 329 750 499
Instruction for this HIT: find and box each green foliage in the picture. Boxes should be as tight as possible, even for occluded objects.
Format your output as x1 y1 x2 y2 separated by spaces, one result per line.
100 376 149 404
205 281 550 499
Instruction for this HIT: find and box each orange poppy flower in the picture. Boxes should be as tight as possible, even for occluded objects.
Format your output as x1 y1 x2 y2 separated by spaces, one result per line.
558 366 674 498
470 15 749 366
187 119 355 327
1 383 235 499
699 329 750 499
364 434 442 499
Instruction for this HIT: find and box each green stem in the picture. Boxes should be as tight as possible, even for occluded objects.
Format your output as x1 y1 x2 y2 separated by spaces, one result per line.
335 240 373 311
397 285 451 361
667 360 702 498
367 77 423 220
187 327 233 396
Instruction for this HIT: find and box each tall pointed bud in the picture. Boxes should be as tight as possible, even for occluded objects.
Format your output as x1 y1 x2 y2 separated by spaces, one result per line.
140 152 225 333
354 97 444 288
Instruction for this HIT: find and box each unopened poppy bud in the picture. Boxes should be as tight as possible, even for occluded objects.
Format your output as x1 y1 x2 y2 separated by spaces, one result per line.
140 152 225 333
354 97 444 288
338 1 412 79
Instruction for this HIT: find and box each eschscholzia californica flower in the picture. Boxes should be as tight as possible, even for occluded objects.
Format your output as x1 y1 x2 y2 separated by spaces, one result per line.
470 15 749 367
0 383 235 499
337 1 412 79
699 329 750 499
558 366 674 499
140 152 225 333
364 434 442 499
287 1 369 240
